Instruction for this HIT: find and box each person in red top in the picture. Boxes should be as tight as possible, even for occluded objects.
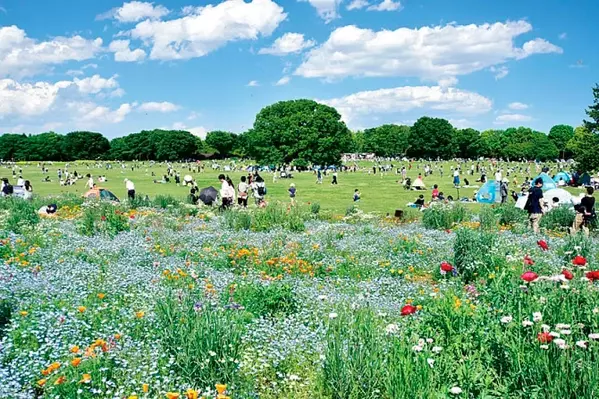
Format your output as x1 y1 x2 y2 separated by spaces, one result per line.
432 184 440 200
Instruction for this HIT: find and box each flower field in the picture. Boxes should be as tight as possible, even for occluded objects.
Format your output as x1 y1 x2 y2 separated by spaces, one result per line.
1 199 599 398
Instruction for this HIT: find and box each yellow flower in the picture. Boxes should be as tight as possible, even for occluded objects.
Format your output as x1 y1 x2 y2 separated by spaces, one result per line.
71 357 82 367
70 345 80 354
135 311 145 319
416 305 423 311
185 388 199 399
97 293 106 300
80 374 91 384
37 378 47 387
54 376 66 385
215 384 227 394
166 393 180 399
114 333 122 340
142 383 149 393
78 306 86 313
20 310 28 317
128 396 138 399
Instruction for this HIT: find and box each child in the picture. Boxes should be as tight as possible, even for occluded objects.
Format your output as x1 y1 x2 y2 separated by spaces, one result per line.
415 194 425 208
288 183 296 205
432 184 439 200
353 189 361 202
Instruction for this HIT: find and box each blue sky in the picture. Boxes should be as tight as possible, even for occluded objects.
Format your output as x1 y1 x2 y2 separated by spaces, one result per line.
0 0 596 139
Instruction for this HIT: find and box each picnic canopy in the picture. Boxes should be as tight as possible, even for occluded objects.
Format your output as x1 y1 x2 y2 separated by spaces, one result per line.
83 188 120 202
530 173 557 191
475 180 501 204
553 171 572 185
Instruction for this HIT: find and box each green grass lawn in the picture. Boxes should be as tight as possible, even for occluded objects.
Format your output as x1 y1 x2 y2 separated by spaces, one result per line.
1 161 579 215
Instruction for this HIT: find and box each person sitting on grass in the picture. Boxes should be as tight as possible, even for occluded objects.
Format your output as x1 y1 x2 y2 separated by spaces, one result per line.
353 189 361 202
414 194 425 208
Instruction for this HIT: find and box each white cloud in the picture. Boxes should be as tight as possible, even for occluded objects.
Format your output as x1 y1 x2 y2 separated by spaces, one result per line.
299 0 342 23
275 76 291 86
347 0 369 10
66 69 84 77
490 66 509 80
171 122 207 139
187 111 200 120
138 101 179 112
559 32 567 40
0 25 103 78
319 85 492 124
73 74 120 94
110 88 126 98
0 79 70 117
43 122 64 131
259 33 316 56
98 1 169 23
367 0 401 11
296 21 562 81
494 113 532 124
70 102 133 124
83 63 98 70
438 76 458 88
508 102 528 110
109 40 146 62
128 0 286 60
247 80 260 87
449 119 473 129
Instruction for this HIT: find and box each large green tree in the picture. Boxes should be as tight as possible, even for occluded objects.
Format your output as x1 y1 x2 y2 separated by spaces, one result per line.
363 124 410 157
205 131 237 158
548 124 574 159
452 128 481 159
246 99 352 165
27 132 65 161
567 126 599 172
584 84 599 133
62 131 110 161
408 117 455 159
0 134 28 160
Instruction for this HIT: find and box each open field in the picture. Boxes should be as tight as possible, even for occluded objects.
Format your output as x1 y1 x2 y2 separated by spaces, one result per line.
1 197 599 398
0 161 583 215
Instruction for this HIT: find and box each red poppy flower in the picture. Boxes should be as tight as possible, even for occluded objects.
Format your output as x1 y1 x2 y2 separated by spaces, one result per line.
401 304 417 316
129 215 135 220
537 332 553 343
537 240 549 251
521 271 539 283
573 256 587 266
440 261 453 272
101 216 107 221
585 271 599 281
445 229 452 234
524 255 534 266
561 269 574 280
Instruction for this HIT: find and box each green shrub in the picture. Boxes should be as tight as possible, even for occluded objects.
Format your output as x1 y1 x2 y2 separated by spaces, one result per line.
310 202 321 215
345 204 358 216
495 204 527 226
153 195 180 209
156 295 244 387
128 194 152 209
223 204 306 232
422 204 469 230
453 227 495 283
478 206 498 231
0 299 12 337
228 281 297 317
0 198 39 233
540 206 575 231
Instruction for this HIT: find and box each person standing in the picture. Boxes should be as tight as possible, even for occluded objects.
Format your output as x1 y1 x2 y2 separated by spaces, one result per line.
526 178 544 234
571 186 596 237
125 179 136 201
353 189 361 202
453 168 460 187
238 176 249 208
332 171 338 185
251 175 266 206
500 179 508 204
218 174 234 210
288 183 296 205
86 174 94 189
316 169 323 184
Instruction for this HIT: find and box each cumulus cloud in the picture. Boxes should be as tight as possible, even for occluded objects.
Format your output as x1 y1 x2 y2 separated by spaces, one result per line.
128 0 286 60
259 33 315 56
98 1 169 22
295 21 562 81
68 102 133 124
367 0 401 11
438 77 458 88
73 74 120 94
0 25 102 78
347 0 369 10
109 40 146 62
494 113 532 124
319 85 493 124
247 80 260 87
171 122 207 138
489 66 509 80
0 79 71 116
275 76 291 86
299 0 342 23
138 101 179 112
508 102 528 110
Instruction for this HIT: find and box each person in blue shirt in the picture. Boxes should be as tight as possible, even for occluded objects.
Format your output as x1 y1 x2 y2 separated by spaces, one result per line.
288 183 296 205
353 189 361 202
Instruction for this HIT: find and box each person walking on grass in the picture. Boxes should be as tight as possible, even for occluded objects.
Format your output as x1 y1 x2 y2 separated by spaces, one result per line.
353 189 361 202
453 168 460 188
500 179 508 204
525 178 544 234
237 176 249 208
125 179 135 201
571 186 596 237
251 174 267 206
288 183 296 205
219 174 234 210
332 171 338 185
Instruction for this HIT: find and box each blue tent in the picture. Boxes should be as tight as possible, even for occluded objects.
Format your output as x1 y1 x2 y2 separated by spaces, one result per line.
530 173 557 191
476 180 501 204
553 171 572 185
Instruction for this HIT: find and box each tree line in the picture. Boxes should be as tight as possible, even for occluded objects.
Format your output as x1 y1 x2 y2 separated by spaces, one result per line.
1 84 598 171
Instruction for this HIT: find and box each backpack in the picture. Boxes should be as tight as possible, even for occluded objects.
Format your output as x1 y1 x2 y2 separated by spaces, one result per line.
258 185 266 196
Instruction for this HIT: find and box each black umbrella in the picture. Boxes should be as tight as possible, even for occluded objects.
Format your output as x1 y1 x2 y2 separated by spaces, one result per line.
199 186 218 205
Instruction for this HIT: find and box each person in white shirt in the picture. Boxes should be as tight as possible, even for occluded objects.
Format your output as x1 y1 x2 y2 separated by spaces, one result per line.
125 179 135 201
17 177 24 187
495 170 502 182
86 174 94 189
219 174 234 209
453 169 460 187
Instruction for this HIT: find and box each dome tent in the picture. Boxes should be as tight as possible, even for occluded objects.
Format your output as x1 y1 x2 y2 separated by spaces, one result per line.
553 171 572 186
476 180 501 204
530 173 557 191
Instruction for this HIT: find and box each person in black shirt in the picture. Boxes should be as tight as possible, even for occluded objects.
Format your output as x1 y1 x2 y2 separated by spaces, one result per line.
414 194 425 208
526 178 544 234
571 186 596 237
